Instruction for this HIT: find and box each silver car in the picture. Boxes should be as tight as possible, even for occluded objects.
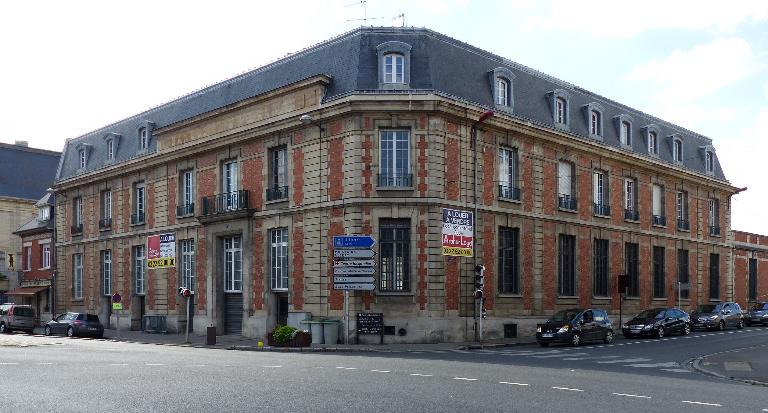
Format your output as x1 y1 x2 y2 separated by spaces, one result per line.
746 302 768 327
0 303 35 334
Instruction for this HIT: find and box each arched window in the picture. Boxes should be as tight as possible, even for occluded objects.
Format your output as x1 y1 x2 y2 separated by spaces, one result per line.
621 121 631 146
497 78 509 106
648 131 658 154
705 150 714 172
556 98 566 124
139 127 148 150
78 149 86 169
673 138 683 163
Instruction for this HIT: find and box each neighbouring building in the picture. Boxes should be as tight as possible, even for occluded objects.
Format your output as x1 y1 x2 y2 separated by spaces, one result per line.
52 27 757 343
0 141 61 304
731 231 768 307
11 193 55 323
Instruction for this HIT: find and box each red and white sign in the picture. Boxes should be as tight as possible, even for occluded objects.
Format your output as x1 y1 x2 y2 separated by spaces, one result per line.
147 233 176 269
442 208 474 257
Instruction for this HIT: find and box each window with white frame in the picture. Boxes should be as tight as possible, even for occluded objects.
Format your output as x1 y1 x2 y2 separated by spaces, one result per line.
73 253 83 300
224 236 242 292
72 197 83 229
107 139 114 161
673 138 683 163
652 184 665 224
590 110 601 136
38 205 50 222
498 147 518 200
620 121 631 146
101 190 112 221
24 246 31 271
593 170 609 208
180 170 195 215
101 250 111 297
41 244 50 269
222 160 239 210
181 239 195 291
705 150 714 173
270 228 289 291
624 178 637 212
496 78 509 106
556 97 567 125
379 130 411 187
134 245 146 295
267 146 288 201
133 182 145 224
558 160 576 209
78 149 86 169
383 53 405 84
676 191 689 229
648 131 658 155
139 128 148 151
709 198 720 232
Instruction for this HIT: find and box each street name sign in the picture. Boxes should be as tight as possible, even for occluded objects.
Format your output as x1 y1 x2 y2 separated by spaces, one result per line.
333 283 376 291
333 236 376 249
333 260 376 267
333 267 376 275
333 235 377 291
334 276 375 284
334 249 376 259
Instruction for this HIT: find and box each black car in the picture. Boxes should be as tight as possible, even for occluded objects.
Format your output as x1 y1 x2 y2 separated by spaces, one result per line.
690 302 744 331
44 312 104 338
536 308 613 347
746 302 768 326
622 307 690 338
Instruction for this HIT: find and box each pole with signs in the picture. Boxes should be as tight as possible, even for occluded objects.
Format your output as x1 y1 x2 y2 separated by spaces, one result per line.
111 293 122 339
333 235 377 344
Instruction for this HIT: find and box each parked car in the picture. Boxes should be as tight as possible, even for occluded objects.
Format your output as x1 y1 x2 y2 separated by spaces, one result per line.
536 308 613 347
746 302 768 327
0 303 35 334
44 313 104 338
690 302 744 331
622 307 691 338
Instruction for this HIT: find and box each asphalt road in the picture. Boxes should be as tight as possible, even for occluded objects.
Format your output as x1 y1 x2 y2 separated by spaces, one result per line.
1 327 767 413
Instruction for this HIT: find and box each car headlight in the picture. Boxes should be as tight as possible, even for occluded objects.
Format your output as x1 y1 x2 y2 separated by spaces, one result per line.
642 324 652 330
557 325 570 334
537 326 542 333
709 315 719 320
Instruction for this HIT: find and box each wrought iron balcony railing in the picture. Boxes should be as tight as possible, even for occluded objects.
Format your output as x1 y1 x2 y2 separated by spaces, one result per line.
652 215 666 226
201 190 249 216
176 203 195 217
498 185 521 201
709 225 721 236
70 224 83 235
377 173 413 188
558 195 577 211
98 218 112 230
677 218 690 231
594 203 611 216
130 212 145 225
624 209 639 221
266 185 289 202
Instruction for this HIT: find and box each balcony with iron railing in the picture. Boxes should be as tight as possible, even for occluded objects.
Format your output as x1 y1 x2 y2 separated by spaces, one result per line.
266 185 289 202
130 212 145 225
98 218 112 230
176 203 195 217
652 215 666 226
594 202 611 217
624 208 639 221
677 218 690 231
498 185 521 202
201 190 250 216
377 173 413 188
709 225 721 236
70 224 83 236
558 195 577 211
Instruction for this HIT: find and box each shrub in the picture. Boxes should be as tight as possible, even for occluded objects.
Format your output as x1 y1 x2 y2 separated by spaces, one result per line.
272 325 297 345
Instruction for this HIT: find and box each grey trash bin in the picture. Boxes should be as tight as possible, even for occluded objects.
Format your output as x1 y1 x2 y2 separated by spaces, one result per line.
323 320 339 345
301 321 324 344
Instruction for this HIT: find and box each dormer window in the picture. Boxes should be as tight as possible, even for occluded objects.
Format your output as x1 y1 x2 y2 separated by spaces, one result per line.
78 149 86 169
705 151 713 172
384 53 404 83
102 132 121 163
614 114 634 148
672 137 683 163
583 102 604 139
489 67 515 113
74 142 92 171
643 124 660 156
38 205 50 222
107 140 114 160
136 121 155 154
549 89 571 130
376 41 411 89
139 128 148 150
556 98 566 124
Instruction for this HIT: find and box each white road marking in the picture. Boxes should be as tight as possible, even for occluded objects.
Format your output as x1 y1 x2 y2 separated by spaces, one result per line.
612 393 651 399
109 363 128 366
0 363 19 365
552 386 583 392
189 364 206 367
36 362 53 365
453 377 478 381
371 369 390 373
336 367 357 370
499 382 529 386
660 368 690 373
625 362 680 368
145 363 164 366
532 352 588 359
410 373 433 377
263 365 282 368
681 401 721 407
596 358 651 364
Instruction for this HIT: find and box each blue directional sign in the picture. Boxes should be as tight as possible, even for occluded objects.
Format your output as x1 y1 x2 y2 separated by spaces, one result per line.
333 235 376 249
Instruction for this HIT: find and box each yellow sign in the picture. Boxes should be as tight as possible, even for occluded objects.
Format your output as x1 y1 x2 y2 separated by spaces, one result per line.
112 303 123 310
148 258 176 268
442 247 472 257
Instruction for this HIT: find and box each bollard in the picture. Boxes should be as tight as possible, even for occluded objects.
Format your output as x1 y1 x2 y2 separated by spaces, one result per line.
206 325 216 345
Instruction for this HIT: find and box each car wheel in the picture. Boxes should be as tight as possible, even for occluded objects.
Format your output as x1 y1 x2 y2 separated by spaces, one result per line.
538 342 549 347
0 323 6 334
746 321 752 327
682 323 691 336
570 333 581 347
66 327 74 338
737 320 744 330
604 330 614 344
44 326 52 336
26 329 34 335
718 320 725 331
656 326 665 339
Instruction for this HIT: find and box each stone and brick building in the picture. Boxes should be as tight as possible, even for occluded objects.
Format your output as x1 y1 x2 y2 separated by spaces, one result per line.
51 27 757 342
731 231 768 307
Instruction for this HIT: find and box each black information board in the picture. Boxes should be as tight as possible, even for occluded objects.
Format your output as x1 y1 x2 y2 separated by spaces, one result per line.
356 312 384 344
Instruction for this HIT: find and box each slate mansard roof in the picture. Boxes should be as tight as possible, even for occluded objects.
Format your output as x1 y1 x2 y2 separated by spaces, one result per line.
0 143 61 201
56 27 727 182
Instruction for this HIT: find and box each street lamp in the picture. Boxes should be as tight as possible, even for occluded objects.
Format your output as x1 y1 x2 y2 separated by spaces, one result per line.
471 110 494 342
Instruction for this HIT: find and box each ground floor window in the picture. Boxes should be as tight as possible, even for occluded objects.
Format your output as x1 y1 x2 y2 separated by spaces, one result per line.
558 234 575 296
224 236 242 292
498 227 519 294
270 228 289 291
379 219 410 292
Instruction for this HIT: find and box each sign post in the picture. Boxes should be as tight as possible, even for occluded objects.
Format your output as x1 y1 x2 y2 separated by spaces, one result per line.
333 235 377 344
111 293 122 339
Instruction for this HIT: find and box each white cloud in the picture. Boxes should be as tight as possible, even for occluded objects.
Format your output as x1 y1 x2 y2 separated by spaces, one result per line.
525 0 768 38
626 38 761 104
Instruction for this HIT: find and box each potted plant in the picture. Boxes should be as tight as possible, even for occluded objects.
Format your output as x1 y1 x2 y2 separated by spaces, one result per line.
268 325 312 347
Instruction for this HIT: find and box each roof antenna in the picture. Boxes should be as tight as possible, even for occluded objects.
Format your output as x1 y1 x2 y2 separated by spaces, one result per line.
345 0 384 26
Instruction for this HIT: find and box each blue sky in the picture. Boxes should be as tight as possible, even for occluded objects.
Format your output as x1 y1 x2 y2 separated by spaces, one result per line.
1 0 766 232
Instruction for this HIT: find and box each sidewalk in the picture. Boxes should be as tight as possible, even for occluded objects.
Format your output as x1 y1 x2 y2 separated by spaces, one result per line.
692 343 768 386
32 326 536 352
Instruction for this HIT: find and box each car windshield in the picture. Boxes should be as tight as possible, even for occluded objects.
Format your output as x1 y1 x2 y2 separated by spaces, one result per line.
753 303 768 311
13 307 33 317
63 313 78 321
548 309 580 323
696 304 720 313
87 314 100 322
636 309 665 319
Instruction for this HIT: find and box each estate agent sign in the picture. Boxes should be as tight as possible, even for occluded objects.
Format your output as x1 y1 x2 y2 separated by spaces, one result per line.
441 208 474 257
147 233 176 269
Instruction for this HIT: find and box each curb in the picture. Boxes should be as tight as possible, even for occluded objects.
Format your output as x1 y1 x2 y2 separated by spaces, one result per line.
460 342 535 350
690 346 768 387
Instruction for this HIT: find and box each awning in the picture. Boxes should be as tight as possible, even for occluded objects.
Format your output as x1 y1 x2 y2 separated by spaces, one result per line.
5 286 48 296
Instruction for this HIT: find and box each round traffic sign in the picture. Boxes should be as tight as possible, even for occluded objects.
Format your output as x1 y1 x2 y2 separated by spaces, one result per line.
112 293 122 303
